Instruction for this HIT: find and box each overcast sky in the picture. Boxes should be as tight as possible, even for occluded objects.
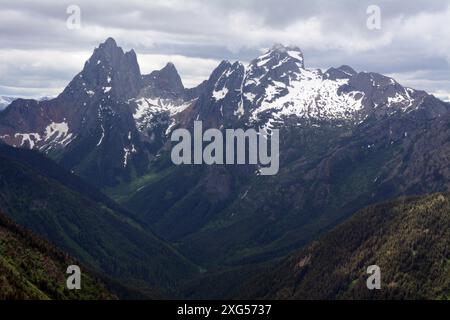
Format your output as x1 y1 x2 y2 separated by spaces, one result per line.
1 0 449 101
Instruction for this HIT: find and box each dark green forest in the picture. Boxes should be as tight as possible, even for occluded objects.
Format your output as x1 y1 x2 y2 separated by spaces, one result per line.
0 211 114 299
229 193 450 299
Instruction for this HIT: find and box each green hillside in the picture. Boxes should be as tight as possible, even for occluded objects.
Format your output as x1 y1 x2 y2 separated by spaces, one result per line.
0 144 198 296
117 112 450 269
0 211 114 299
235 193 450 299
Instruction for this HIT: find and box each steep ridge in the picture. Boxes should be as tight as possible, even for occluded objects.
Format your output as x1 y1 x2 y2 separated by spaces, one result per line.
0 210 115 299
0 39 204 188
0 38 145 187
0 143 197 294
182 44 446 131
0 96 15 111
233 193 450 299
166 109 450 266
122 95 450 267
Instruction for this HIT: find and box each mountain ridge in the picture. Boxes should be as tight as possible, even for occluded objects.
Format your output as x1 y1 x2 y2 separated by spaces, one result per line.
0 38 447 188
233 192 450 299
0 143 198 295
0 210 115 299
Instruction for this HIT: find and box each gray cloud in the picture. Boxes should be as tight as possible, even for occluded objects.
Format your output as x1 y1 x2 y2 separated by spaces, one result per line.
0 0 449 101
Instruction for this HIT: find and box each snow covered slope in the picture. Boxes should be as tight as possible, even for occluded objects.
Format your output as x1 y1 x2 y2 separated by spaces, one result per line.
189 44 444 131
0 96 16 111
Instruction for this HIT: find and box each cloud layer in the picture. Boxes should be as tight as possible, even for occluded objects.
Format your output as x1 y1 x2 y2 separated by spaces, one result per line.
1 0 449 101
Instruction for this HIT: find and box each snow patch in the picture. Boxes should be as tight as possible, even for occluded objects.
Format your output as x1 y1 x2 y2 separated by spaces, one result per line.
212 87 229 101
133 97 192 134
250 68 365 127
123 145 137 167
14 133 41 149
45 122 69 141
97 124 105 146
287 50 304 62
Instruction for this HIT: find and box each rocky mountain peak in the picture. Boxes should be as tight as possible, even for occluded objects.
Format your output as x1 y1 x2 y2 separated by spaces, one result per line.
91 37 129 68
142 62 184 98
325 65 357 80
269 43 303 55
62 37 142 101
100 37 118 49
251 44 305 70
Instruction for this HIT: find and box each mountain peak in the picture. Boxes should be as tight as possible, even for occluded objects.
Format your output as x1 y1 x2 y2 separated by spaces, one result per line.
142 62 184 97
96 37 124 58
269 43 302 53
252 44 305 69
101 37 118 48
61 38 142 100
325 65 357 80
337 65 357 76
161 62 178 74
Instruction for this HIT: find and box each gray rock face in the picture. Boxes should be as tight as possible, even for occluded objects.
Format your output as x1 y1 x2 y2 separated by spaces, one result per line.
188 60 246 128
0 38 147 186
142 62 185 99
324 65 357 80
62 37 142 101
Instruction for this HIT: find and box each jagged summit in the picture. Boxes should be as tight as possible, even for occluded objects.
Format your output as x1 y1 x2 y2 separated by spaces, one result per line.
338 65 357 75
142 62 185 98
325 65 358 80
269 43 302 53
97 37 120 53
93 37 129 63
164 61 176 69
101 37 118 47
61 37 142 100
251 43 305 71
95 37 137 57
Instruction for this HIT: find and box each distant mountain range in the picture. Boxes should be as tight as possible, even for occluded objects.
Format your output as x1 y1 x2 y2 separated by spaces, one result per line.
1 38 449 299
0 96 55 111
0 38 446 188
